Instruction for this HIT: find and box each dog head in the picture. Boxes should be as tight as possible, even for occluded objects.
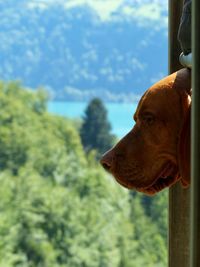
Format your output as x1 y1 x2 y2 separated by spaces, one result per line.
100 69 191 195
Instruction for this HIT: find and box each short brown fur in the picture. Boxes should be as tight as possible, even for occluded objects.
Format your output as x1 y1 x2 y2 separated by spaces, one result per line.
100 68 191 195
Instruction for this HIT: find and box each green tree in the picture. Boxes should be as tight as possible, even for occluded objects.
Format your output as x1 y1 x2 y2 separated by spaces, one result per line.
129 193 168 267
0 81 168 267
80 98 115 157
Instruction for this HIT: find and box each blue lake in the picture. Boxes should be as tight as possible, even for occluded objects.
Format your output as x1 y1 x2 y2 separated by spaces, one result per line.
48 101 138 137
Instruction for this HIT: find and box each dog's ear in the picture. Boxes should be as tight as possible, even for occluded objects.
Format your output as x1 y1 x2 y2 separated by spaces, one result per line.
175 68 191 96
178 99 191 188
173 68 191 187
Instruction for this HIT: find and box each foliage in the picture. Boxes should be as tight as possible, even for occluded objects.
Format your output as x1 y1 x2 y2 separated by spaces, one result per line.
80 98 115 157
0 81 168 266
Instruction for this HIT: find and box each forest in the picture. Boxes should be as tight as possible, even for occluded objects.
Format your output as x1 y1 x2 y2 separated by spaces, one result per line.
0 81 168 267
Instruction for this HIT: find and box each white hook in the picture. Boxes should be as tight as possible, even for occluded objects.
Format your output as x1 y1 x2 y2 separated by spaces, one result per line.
179 52 192 68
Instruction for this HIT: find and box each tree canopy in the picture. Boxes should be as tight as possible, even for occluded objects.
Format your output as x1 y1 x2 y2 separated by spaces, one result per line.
0 81 168 267
80 98 115 157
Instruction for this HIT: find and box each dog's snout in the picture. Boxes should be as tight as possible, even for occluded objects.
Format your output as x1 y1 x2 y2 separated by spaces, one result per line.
100 150 114 172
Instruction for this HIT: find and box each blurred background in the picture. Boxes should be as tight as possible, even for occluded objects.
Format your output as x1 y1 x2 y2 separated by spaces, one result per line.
0 0 168 266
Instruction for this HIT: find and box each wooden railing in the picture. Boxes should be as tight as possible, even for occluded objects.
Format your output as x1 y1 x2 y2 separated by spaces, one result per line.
168 1 190 267
191 0 200 265
169 0 200 266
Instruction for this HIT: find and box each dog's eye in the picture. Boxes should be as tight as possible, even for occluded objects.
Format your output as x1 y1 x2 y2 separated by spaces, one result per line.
142 114 155 125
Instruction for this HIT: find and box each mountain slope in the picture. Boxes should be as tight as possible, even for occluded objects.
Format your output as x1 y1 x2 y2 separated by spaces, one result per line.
0 0 168 102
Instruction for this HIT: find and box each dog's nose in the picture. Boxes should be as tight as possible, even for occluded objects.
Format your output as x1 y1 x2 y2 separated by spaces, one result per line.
101 161 112 172
100 150 113 172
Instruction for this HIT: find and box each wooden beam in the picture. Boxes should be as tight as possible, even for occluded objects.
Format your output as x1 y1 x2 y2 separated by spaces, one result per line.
168 1 190 267
191 0 200 265
168 0 184 72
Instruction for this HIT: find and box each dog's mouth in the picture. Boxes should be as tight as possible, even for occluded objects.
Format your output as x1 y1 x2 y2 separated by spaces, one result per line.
114 161 179 195
136 162 180 195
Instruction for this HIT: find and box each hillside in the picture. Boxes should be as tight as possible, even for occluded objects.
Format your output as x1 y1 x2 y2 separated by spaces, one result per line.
0 0 168 102
0 81 168 266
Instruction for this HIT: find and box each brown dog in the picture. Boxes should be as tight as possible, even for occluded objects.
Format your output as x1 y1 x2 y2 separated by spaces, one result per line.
100 68 191 195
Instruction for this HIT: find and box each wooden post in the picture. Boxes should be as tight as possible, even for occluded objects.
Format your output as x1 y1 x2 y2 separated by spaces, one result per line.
191 0 200 265
168 1 190 267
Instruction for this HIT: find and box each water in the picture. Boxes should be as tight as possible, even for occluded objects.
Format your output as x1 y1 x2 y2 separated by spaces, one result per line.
48 101 138 137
